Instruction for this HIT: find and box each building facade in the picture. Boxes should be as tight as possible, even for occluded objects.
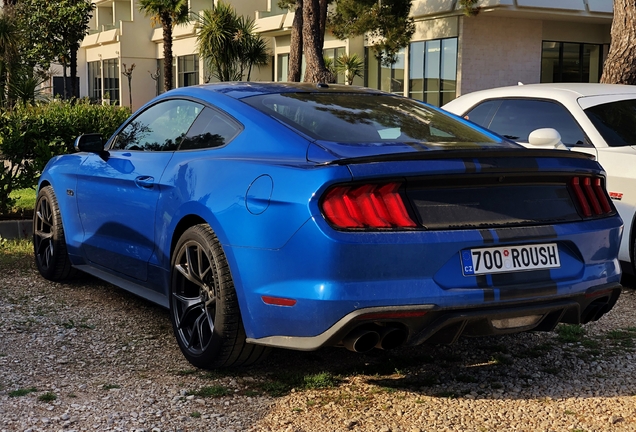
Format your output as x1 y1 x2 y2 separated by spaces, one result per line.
70 0 613 111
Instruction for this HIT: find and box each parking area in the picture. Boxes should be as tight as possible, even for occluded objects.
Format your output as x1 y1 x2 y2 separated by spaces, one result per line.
1 257 635 432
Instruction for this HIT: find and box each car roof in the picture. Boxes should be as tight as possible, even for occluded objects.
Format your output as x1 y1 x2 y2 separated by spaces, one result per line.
165 82 385 100
453 83 636 100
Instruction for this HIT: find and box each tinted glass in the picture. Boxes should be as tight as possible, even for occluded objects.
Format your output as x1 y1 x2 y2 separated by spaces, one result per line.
465 100 500 126
179 108 240 150
585 99 636 147
112 100 203 151
243 93 500 146
487 99 586 146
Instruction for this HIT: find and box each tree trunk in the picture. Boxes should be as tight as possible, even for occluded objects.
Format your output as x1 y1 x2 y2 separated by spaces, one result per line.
289 0 303 82
601 0 636 84
318 0 328 50
302 0 332 83
62 62 68 99
162 12 174 91
70 47 78 98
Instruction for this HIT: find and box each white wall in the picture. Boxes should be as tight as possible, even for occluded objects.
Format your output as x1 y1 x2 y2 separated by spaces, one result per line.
458 15 542 95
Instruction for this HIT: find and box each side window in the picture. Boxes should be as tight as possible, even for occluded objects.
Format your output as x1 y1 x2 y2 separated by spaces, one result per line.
464 100 500 127
487 99 586 146
112 99 203 151
179 107 241 150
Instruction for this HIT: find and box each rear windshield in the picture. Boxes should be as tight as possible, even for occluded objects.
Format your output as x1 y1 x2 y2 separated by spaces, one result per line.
585 99 636 147
243 93 501 146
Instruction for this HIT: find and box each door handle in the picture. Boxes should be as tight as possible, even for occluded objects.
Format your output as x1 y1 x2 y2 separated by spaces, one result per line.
135 176 155 189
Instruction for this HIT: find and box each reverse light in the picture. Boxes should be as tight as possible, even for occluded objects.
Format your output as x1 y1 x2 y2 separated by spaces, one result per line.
321 182 417 230
570 176 613 218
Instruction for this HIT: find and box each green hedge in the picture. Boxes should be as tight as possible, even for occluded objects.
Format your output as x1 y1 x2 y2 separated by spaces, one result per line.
0 100 131 214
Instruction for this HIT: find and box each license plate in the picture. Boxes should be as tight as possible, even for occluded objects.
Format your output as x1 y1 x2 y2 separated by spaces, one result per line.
461 243 560 276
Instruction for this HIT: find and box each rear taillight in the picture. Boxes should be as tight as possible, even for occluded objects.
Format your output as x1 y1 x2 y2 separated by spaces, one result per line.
321 182 417 229
570 176 613 218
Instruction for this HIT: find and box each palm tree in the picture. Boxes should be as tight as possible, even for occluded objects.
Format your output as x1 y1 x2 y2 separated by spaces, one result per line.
196 2 269 82
196 3 240 82
238 15 269 81
138 0 190 92
335 53 364 85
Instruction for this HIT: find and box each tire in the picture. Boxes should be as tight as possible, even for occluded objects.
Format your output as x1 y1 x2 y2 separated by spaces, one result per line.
631 225 636 276
33 186 75 281
170 224 269 368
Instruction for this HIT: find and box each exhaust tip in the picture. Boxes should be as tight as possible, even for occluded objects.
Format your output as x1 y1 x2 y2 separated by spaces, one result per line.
376 327 408 350
343 328 381 353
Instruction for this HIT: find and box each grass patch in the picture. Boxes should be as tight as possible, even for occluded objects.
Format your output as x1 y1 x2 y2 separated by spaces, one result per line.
102 384 120 390
490 354 513 365
176 369 198 376
190 411 201 418
0 239 33 271
188 385 230 398
605 329 635 348
38 392 56 402
6 188 37 218
556 324 586 343
258 371 338 397
303 372 337 390
9 387 38 397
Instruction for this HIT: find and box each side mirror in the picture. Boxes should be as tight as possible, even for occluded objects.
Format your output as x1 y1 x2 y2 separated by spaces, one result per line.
74 133 104 152
528 128 568 150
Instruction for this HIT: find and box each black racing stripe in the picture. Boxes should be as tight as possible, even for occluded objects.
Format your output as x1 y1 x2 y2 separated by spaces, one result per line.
477 157 539 173
476 275 495 302
493 226 558 242
493 269 558 301
463 159 477 173
476 275 489 288
483 288 495 302
498 283 558 301
479 229 495 244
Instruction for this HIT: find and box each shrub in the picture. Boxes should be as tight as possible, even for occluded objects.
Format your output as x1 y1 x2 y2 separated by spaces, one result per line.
0 100 130 214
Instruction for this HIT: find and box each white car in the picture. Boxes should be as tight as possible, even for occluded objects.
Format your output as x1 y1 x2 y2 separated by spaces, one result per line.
443 83 636 275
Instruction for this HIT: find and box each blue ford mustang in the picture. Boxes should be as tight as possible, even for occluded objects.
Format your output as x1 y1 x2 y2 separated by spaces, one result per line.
34 83 623 368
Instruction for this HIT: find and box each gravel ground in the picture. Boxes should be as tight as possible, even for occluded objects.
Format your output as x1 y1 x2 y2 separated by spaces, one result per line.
1 253 635 432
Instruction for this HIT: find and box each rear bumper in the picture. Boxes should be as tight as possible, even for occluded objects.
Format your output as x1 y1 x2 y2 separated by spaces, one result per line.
246 283 621 350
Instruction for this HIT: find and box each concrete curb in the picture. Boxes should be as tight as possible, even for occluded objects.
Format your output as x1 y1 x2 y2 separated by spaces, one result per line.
0 220 33 240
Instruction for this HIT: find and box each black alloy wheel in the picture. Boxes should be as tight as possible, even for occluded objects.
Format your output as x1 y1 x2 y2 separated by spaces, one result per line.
33 186 74 281
170 224 268 368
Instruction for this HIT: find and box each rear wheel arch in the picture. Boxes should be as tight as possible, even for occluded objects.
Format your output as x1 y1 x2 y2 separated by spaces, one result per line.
630 213 636 274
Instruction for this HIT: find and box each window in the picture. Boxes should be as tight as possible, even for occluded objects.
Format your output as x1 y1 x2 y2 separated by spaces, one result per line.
88 61 101 100
323 47 346 84
465 99 587 146
243 92 502 147
178 54 199 87
365 48 405 95
276 53 306 82
103 59 119 103
112 99 203 151
585 98 636 147
157 59 176 94
277 54 289 82
180 108 241 150
409 38 458 106
541 41 603 83
53 77 79 99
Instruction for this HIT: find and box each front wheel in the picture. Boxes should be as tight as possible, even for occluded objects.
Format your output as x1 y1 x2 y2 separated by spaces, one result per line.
33 186 75 281
170 224 268 368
